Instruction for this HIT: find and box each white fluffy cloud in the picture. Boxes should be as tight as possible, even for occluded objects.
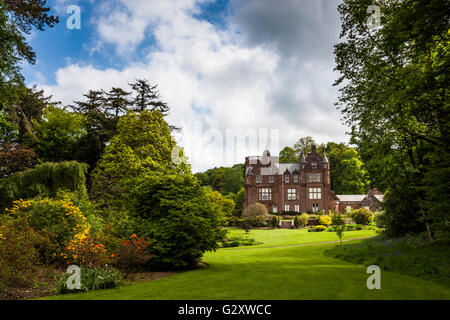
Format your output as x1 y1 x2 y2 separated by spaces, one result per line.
40 0 348 172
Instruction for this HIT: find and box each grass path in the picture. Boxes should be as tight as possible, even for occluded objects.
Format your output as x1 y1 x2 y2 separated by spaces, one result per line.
42 229 450 300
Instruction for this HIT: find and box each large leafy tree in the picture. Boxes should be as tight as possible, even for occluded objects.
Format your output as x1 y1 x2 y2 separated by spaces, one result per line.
279 146 298 163
195 164 244 195
334 0 449 240
31 106 86 162
293 136 315 157
91 110 189 208
325 142 368 194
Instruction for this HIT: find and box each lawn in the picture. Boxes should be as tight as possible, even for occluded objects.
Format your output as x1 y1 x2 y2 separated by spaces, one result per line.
41 229 450 300
223 227 375 248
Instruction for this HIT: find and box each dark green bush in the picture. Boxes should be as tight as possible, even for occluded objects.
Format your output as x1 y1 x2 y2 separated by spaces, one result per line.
271 216 278 228
131 173 225 268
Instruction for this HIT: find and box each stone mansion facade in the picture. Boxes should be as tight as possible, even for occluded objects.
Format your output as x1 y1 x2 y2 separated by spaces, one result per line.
243 146 383 214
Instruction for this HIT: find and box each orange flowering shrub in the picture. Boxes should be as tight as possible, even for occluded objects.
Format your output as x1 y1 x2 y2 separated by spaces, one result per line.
63 227 111 267
113 234 152 271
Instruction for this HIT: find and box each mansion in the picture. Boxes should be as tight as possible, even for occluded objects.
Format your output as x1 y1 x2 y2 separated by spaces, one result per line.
244 146 383 214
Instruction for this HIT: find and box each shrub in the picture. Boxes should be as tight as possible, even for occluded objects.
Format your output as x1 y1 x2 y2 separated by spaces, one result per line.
319 215 332 226
351 208 373 225
0 218 45 288
271 215 278 228
63 230 110 268
374 211 387 228
221 236 258 247
5 196 89 263
294 216 300 228
57 266 122 294
242 203 271 227
113 234 152 272
308 225 328 232
132 174 225 268
299 213 309 227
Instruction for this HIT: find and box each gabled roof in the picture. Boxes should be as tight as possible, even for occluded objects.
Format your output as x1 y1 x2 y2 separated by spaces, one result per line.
278 163 299 175
336 195 366 202
374 195 384 202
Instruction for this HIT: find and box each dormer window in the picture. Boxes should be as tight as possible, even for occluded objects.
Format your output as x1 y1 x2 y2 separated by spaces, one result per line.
269 176 274 183
256 175 262 183
311 162 317 169
294 174 299 183
285 175 289 183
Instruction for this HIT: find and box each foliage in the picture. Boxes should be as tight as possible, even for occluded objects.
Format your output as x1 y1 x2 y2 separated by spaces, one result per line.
57 266 122 295
0 143 37 178
0 109 18 145
334 0 450 241
63 230 110 268
271 215 278 228
293 136 315 157
279 146 298 163
221 236 258 248
0 161 88 211
299 213 309 227
195 164 244 196
242 202 270 227
350 208 373 226
91 110 189 209
113 234 152 272
0 217 44 288
308 225 328 232
204 188 235 223
319 215 332 226
292 216 300 229
4 195 89 263
325 236 450 287
331 212 345 246
131 173 225 268
325 142 368 194
373 211 387 229
31 106 86 162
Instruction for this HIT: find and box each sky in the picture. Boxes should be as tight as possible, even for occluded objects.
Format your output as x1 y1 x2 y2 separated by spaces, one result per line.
22 0 348 172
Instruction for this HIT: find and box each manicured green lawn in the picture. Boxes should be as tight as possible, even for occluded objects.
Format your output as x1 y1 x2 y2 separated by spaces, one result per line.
223 228 375 248
41 229 450 300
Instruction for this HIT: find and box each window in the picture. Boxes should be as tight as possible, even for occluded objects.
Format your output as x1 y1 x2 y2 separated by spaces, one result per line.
294 174 299 183
295 205 300 212
346 206 352 213
288 189 297 200
311 162 317 169
312 204 319 212
256 175 262 183
269 175 274 183
259 188 272 201
308 173 320 182
285 175 289 183
272 204 277 213
364 206 370 210
284 204 290 212
309 187 322 200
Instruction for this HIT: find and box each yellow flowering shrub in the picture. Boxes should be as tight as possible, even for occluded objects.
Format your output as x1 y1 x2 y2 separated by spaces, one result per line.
3 196 90 264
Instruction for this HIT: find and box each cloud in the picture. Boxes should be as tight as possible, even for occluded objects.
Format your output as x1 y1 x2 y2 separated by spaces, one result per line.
40 0 349 172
